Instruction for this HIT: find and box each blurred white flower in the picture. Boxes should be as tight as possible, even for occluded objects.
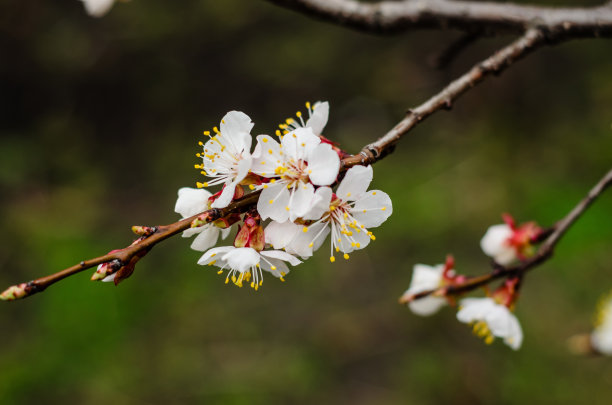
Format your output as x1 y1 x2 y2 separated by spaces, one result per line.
456 297 523 350
80 0 115 17
480 214 540 265
198 246 301 290
197 111 254 209
174 187 230 252
591 292 612 355
251 127 340 222
403 264 446 316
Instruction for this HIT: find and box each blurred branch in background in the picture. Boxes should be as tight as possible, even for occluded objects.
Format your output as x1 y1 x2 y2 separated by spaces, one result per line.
400 166 612 304
265 0 612 37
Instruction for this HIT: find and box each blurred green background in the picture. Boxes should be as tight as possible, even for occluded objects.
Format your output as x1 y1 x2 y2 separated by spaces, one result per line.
1 0 612 404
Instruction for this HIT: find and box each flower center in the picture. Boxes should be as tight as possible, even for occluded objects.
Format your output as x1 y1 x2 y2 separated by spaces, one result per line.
471 321 495 345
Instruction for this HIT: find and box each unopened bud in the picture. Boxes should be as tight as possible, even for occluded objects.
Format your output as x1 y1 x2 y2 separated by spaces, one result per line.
234 224 251 248
250 226 265 251
1 283 28 301
132 226 156 236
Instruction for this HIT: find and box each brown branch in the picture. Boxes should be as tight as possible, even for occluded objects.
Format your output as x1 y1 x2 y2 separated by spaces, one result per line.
342 27 546 169
0 191 261 301
400 166 612 304
265 0 612 37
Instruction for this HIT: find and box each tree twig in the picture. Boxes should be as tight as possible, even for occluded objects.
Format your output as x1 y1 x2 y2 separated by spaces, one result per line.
400 166 612 304
342 27 546 169
265 0 612 37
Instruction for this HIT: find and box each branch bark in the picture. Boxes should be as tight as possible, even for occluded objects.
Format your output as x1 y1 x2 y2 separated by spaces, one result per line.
265 0 612 37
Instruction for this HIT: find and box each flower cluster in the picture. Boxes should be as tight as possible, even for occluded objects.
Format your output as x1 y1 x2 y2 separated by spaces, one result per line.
402 214 542 350
174 102 393 290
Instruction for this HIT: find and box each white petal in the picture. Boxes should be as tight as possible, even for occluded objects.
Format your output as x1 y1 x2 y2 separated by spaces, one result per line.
182 226 204 238
190 226 220 252
219 111 254 152
592 327 612 355
307 143 340 186
197 246 234 266
303 186 332 221
222 247 260 272
286 222 330 258
265 221 301 249
351 190 393 228
220 227 232 240
407 264 444 292
281 127 320 161
251 135 282 177
409 297 447 317
480 224 516 265
336 165 373 201
456 298 497 324
259 257 290 278
257 182 290 222
81 0 115 17
260 250 302 266
175 187 212 218
289 181 315 221
306 101 329 135
211 157 252 209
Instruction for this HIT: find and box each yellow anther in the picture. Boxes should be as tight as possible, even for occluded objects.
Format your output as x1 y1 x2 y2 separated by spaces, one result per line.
351 242 356 247
363 209 366 213
263 184 268 189
198 141 204 146
343 253 349 260
275 130 281 136
335 247 340 252
211 253 217 257
286 118 294 124
203 131 211 136
381 207 387 211
209 260 216 266
280 277 285 282
296 111 302 118
270 179 276 183
283 130 288 135
200 171 207 176
249 184 255 190
305 101 311 109
292 133 297 138
271 266 277 270
217 270 223 274
269 199 274 204
231 275 237 283
301 143 305 147
356 243 361 248
213 126 219 134
263 138 268 143
308 242 313 248
372 192 377 195
285 206 290 211
302 226 308 233
347 192 351 197
268 149 273 154
251 282 255 288
330 256 336 263
330 206 336 211
344 212 348 219
194 164 203 169
225 278 229 284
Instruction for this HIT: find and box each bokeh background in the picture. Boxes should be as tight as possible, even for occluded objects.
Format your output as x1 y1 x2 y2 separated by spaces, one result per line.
2 0 612 404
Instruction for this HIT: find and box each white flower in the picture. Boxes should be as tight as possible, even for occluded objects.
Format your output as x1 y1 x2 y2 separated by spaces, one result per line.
251 127 340 222
279 101 329 136
402 264 447 316
591 293 612 355
174 187 230 252
197 246 301 290
198 111 254 209
480 224 516 265
456 297 523 350
80 0 115 17
267 165 392 261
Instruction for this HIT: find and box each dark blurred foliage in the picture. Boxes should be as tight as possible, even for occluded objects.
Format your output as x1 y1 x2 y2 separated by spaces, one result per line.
1 1 612 404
